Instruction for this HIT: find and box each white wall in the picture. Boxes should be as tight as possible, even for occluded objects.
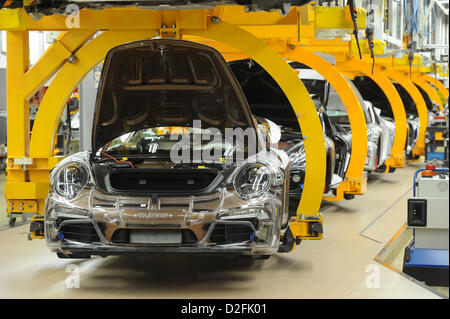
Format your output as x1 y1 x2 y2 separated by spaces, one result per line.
0 31 53 69
0 31 6 69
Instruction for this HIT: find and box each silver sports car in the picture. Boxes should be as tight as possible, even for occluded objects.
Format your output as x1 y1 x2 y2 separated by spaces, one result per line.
43 39 292 259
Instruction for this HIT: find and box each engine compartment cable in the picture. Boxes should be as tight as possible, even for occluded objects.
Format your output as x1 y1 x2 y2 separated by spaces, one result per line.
101 152 135 168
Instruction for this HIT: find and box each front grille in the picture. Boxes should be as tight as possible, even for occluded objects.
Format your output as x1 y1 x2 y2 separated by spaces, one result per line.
209 219 257 244
107 168 221 195
57 218 105 243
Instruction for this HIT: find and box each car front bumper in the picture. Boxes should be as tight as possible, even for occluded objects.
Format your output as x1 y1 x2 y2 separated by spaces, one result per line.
45 186 284 257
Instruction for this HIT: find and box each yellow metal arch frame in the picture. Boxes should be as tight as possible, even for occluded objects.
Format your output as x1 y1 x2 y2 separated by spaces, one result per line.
411 76 444 112
180 38 369 199
420 74 449 101
6 20 326 242
380 67 428 156
338 60 407 169
29 30 159 158
284 46 368 200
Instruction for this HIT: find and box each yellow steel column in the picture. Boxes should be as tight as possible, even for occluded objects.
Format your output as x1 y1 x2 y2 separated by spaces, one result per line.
4 31 31 218
188 20 326 219
412 76 444 112
284 46 367 200
5 31 29 167
339 60 407 169
381 67 428 157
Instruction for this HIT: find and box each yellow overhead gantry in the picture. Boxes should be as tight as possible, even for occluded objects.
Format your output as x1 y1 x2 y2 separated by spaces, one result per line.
1 6 328 245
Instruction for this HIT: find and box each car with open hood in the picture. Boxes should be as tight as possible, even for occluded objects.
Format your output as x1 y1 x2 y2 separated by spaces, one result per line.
44 39 291 259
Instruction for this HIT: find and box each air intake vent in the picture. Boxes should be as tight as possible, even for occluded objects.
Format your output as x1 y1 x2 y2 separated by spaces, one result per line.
57 218 104 243
107 168 221 195
210 220 257 244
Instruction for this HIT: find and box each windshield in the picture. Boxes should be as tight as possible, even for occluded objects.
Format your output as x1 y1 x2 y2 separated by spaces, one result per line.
301 79 327 100
325 85 371 125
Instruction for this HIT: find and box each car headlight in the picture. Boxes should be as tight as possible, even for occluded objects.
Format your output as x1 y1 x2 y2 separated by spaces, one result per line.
233 163 273 200
287 142 305 170
54 162 89 199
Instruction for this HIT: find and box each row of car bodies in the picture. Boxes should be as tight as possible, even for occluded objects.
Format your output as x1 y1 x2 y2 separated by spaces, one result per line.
43 40 441 259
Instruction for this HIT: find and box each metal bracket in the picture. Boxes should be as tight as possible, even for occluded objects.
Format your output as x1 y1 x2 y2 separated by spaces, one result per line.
13 156 33 171
28 215 45 240
290 215 324 240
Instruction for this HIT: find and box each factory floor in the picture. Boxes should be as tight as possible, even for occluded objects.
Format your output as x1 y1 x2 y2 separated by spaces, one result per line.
0 164 444 299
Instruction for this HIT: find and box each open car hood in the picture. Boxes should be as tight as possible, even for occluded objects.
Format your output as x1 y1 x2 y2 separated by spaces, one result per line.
92 39 254 153
228 59 301 131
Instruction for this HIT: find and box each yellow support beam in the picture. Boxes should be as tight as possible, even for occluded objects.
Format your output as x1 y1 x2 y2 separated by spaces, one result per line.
420 74 449 100
380 67 428 157
314 5 366 30
420 66 434 73
0 6 298 32
5 31 32 218
394 54 423 67
349 39 386 58
338 59 407 169
5 31 30 187
0 8 26 30
0 4 369 42
284 46 368 199
412 76 444 112
24 29 97 99
5 182 50 200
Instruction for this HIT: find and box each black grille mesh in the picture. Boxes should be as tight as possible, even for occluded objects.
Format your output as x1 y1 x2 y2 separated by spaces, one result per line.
210 220 257 244
57 218 105 243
